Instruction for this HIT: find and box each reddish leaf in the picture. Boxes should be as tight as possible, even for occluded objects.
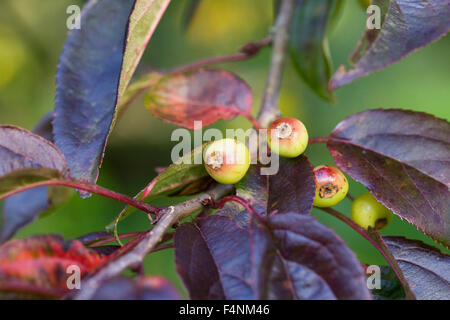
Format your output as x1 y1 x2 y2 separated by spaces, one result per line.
54 0 137 186
0 235 107 299
330 0 450 89
327 109 450 246
145 69 252 129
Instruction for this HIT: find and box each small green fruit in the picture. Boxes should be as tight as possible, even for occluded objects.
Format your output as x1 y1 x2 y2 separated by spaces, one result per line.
267 118 309 158
313 165 349 207
203 138 250 184
351 192 393 230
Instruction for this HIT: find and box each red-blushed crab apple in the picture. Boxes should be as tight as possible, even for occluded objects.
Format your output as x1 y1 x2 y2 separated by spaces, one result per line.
313 165 349 207
203 138 250 184
267 117 309 158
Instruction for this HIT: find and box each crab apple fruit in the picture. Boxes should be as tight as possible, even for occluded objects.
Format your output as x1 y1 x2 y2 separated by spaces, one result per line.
351 192 393 230
203 138 250 184
267 117 309 158
313 165 349 207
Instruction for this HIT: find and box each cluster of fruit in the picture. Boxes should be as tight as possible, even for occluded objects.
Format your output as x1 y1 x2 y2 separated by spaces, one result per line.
202 118 393 230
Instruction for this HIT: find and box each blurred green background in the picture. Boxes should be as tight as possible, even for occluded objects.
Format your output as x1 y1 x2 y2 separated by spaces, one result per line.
0 0 449 296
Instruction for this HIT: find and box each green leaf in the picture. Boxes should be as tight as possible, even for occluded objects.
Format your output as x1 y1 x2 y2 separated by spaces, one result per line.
116 72 162 118
117 0 171 100
105 143 211 233
289 0 342 102
0 168 64 201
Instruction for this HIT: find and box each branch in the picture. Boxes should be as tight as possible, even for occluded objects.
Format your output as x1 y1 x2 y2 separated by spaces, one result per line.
0 179 161 215
75 183 233 300
257 0 296 127
115 36 272 122
204 195 258 216
74 1 296 299
318 207 416 300
169 36 273 74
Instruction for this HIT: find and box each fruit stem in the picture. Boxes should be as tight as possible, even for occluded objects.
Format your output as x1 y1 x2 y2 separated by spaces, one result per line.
318 207 416 300
245 115 265 130
309 136 329 144
346 193 355 201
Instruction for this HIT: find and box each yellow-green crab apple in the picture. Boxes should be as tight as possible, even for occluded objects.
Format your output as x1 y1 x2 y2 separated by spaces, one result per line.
267 118 309 158
351 192 393 230
203 139 250 184
313 165 349 207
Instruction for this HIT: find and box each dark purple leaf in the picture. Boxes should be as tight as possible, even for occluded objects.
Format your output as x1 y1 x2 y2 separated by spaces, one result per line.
327 109 450 246
268 156 316 215
219 157 315 226
175 214 371 300
54 0 137 186
289 0 341 101
267 213 371 299
0 126 70 240
0 125 68 177
145 69 252 129
54 0 169 188
330 0 450 90
1 116 72 243
32 111 54 142
1 184 72 243
175 216 276 299
77 232 112 245
90 245 121 256
383 236 450 300
218 164 269 226
0 126 68 211
91 276 181 300
349 0 390 64
368 266 405 300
